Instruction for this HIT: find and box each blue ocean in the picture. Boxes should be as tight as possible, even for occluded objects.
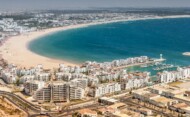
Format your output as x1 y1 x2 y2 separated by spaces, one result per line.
28 18 190 74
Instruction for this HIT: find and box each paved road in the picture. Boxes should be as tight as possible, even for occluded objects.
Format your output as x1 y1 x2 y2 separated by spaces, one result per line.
2 96 30 116
56 103 99 117
0 91 41 116
119 95 176 117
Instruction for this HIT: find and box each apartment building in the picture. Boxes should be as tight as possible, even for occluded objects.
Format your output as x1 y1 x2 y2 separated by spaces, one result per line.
50 82 69 102
24 80 45 95
89 83 121 97
69 85 85 100
70 78 88 89
157 67 190 83
33 85 51 102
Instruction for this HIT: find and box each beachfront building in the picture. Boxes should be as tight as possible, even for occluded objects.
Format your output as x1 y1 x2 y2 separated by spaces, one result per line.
59 64 86 73
1 72 17 84
0 64 21 84
89 83 121 97
157 67 190 83
178 67 190 78
0 65 18 84
157 71 180 83
35 64 44 72
82 56 149 70
0 18 18 33
17 68 36 76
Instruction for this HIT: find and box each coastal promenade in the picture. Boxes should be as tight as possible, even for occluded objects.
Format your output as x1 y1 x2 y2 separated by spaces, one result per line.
113 58 166 70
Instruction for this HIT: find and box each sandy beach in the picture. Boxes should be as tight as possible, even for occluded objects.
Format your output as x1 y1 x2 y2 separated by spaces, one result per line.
1 15 190 69
0 25 84 69
0 22 112 69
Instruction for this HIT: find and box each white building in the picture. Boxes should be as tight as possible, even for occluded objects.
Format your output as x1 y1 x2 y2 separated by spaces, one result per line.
24 80 45 95
20 75 35 83
1 72 17 84
33 86 51 102
70 78 88 89
50 82 69 102
34 82 69 102
69 85 85 100
121 72 150 90
157 67 190 83
89 83 121 97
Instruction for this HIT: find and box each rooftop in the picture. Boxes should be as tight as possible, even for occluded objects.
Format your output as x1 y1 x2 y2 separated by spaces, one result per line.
77 108 97 115
172 103 188 108
152 96 173 103
108 102 126 109
99 97 118 103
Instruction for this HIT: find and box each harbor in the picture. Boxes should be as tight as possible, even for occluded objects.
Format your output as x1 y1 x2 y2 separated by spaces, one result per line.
113 54 166 70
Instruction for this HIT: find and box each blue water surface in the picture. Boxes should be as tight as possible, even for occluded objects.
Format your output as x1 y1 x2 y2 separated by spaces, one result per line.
28 18 190 67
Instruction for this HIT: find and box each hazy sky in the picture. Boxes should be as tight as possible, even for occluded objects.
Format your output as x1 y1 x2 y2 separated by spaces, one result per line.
0 0 190 11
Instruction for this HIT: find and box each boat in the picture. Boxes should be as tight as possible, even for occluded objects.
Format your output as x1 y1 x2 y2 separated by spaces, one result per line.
153 64 176 71
140 64 148 68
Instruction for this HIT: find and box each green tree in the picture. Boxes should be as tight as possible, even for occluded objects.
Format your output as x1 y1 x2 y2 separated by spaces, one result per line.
15 78 20 86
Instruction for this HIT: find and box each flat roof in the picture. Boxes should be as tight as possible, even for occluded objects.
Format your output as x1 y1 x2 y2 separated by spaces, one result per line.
113 113 130 117
143 93 159 98
99 97 118 103
152 96 173 103
77 108 97 115
173 103 188 108
183 106 190 111
109 102 126 109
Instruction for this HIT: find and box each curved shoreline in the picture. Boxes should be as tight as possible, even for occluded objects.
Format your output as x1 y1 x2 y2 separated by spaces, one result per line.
1 15 190 69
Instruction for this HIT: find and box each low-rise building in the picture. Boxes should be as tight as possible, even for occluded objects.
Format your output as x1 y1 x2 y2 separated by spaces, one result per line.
128 106 153 116
149 85 185 98
133 88 177 108
1 72 17 84
98 97 119 105
76 109 97 117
